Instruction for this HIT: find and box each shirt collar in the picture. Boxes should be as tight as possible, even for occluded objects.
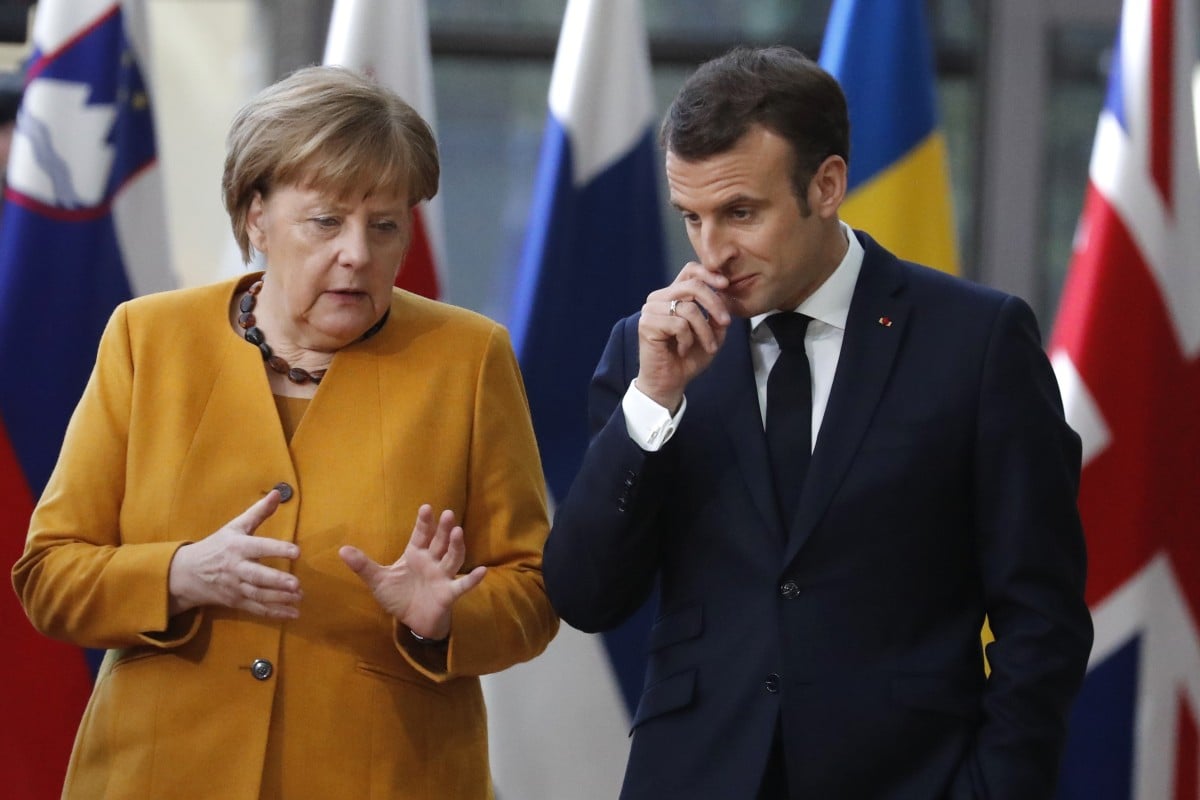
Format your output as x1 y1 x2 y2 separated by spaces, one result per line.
751 221 863 336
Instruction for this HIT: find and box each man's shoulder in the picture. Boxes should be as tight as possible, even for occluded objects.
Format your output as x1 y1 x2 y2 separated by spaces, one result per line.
856 230 1010 310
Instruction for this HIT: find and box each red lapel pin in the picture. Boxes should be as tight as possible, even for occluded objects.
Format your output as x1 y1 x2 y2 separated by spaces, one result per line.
878 316 893 327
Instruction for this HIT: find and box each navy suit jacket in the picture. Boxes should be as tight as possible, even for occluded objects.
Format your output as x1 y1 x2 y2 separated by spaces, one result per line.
543 232 1093 799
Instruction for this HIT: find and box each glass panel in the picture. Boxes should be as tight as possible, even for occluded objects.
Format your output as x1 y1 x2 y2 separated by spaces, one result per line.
430 2 983 324
1041 24 1111 322
429 0 836 42
939 76 978 277
434 58 550 320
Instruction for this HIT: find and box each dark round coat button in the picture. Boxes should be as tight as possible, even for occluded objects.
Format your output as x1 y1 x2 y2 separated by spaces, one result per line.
765 673 781 693
273 482 294 502
779 580 800 599
251 658 274 681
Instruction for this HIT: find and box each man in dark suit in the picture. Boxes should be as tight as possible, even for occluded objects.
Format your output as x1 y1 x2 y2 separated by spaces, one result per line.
542 46 1092 799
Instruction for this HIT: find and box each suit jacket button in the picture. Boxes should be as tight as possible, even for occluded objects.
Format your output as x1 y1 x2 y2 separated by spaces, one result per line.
273 482 294 502
779 580 800 599
251 658 274 681
765 673 781 693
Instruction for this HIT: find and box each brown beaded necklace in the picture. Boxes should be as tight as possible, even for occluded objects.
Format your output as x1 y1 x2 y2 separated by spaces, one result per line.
237 279 389 385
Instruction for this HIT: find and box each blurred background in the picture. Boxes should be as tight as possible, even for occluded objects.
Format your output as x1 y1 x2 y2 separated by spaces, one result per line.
6 2 1196 799
0 0 1122 331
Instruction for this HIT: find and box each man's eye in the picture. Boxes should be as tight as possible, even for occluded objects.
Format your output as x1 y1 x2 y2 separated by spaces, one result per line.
312 217 339 228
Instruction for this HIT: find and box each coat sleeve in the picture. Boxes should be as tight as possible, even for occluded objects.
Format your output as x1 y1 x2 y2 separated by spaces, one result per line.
956 295 1093 798
542 315 671 633
401 324 559 681
12 303 203 650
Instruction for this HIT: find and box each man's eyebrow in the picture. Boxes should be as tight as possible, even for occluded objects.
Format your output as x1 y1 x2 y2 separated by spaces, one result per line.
670 194 761 213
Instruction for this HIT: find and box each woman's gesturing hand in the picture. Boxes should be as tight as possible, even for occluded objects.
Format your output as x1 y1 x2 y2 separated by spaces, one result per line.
167 490 302 619
338 504 487 641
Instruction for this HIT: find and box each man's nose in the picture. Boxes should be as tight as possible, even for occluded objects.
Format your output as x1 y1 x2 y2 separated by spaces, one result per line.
698 223 735 271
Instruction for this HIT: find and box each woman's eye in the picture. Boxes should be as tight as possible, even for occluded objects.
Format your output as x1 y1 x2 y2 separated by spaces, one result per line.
312 216 339 228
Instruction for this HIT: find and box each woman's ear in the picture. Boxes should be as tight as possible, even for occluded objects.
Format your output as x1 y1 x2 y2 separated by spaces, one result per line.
246 192 267 253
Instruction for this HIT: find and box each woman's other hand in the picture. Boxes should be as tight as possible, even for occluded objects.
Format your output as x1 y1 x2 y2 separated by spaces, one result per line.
338 504 487 641
167 490 302 619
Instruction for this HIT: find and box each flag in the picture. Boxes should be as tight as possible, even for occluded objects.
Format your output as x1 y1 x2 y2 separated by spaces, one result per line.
1049 0 1200 797
0 0 174 795
323 0 445 299
818 0 960 274
483 1 665 796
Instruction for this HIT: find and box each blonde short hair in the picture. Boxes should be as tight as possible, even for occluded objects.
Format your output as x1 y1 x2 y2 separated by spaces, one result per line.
222 65 439 263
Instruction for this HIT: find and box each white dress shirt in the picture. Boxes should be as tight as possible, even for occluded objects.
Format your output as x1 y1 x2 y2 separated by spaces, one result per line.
623 222 864 452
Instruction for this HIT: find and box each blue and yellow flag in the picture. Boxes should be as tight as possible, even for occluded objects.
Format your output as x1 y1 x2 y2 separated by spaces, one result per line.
819 0 960 274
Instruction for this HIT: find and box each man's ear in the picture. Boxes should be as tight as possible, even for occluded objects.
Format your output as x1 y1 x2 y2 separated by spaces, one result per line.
809 154 848 220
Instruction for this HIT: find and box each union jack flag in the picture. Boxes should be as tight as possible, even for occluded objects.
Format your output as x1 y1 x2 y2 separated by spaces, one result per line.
1050 0 1200 797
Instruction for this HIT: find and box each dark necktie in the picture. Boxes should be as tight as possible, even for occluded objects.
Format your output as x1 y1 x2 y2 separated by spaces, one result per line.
765 313 813 529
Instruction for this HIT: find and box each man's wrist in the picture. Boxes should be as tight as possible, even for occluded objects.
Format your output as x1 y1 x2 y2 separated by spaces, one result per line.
624 381 686 452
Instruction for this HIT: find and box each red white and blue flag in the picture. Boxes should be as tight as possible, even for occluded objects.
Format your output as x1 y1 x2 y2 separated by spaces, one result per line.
0 0 173 795
1050 0 1200 797
323 0 445 299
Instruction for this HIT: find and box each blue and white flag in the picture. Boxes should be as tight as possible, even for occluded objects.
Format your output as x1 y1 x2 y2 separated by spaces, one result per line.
0 1 173 793
484 1 665 796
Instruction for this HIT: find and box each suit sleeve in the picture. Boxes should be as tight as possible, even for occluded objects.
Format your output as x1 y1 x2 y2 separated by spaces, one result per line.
12 303 203 649
957 295 1093 798
542 315 672 632
401 324 559 681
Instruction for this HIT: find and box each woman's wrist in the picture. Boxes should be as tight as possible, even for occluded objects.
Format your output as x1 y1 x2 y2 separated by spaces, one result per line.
408 627 449 645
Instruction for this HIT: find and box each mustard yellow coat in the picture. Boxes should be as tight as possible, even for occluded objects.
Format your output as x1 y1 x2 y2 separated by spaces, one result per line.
13 275 559 799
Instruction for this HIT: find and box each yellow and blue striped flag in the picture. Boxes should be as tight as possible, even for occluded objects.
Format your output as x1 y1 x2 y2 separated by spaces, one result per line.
819 0 960 274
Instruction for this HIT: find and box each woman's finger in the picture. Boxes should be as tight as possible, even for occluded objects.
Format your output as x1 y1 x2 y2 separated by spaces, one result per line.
232 490 282 534
406 504 436 550
426 509 457 561
440 527 467 573
450 565 488 599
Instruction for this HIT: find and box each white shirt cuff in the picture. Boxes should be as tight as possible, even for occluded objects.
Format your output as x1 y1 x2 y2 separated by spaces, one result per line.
622 381 686 451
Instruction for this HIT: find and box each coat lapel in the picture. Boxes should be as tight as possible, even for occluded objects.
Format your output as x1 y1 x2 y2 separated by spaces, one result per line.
691 318 785 542
785 234 911 563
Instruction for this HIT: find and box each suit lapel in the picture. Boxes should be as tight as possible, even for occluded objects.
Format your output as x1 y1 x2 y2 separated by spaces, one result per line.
691 318 785 542
785 235 911 563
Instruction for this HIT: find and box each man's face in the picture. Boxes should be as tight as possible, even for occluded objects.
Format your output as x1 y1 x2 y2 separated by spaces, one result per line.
666 125 843 318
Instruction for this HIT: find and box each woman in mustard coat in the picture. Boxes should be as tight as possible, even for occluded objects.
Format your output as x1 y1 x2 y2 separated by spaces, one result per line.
13 66 558 799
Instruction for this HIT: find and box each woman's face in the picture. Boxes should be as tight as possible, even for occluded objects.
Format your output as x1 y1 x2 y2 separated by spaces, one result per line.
246 182 409 351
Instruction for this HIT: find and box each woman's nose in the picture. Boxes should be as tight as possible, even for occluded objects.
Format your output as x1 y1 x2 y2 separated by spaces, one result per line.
337 224 371 266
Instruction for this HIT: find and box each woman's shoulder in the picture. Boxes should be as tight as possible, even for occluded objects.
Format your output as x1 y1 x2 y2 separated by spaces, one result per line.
387 289 507 343
120 274 247 327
